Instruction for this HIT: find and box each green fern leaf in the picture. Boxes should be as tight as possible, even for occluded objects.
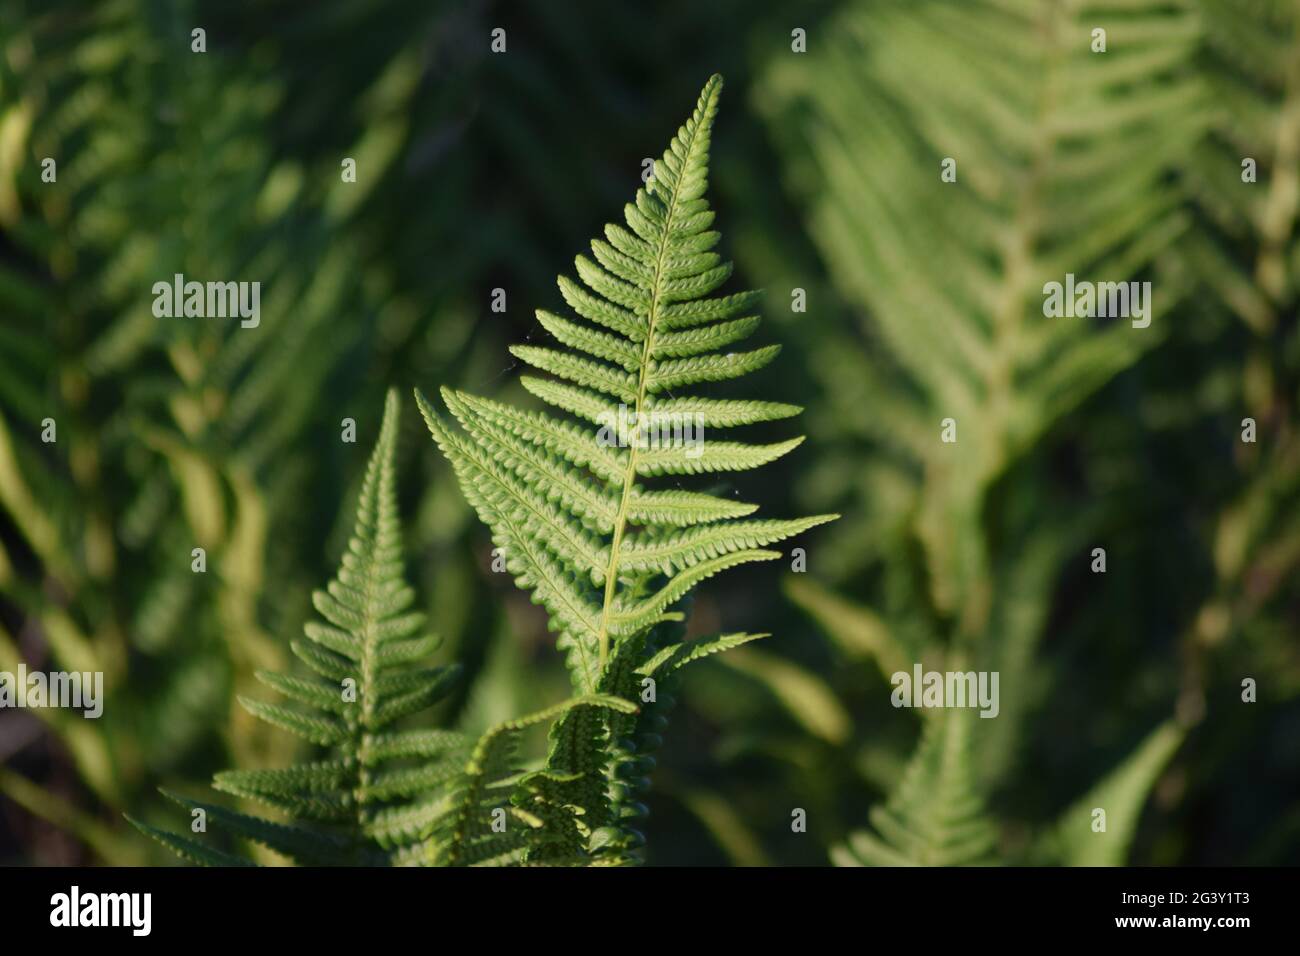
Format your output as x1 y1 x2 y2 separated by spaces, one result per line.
833 708 998 867
760 0 1208 614
137 389 474 865
418 74 837 860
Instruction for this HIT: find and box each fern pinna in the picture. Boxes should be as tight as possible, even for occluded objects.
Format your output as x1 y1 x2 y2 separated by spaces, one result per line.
417 74 837 862
131 390 630 865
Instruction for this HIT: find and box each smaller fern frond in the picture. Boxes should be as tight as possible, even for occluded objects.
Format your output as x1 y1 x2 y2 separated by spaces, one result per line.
133 389 469 865
833 708 998 867
230 388 461 844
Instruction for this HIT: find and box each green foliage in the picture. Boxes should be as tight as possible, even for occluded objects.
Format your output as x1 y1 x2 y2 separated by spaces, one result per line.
130 391 635 865
833 708 997 867
1034 721 1184 866
0 0 513 859
425 693 636 867
4 0 1297 869
418 74 836 861
830 674 1185 867
0 0 426 828
760 0 1207 608
741 0 1262 868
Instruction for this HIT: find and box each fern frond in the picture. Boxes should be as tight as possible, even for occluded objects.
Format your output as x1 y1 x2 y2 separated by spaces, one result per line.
138 389 471 865
760 0 1208 611
419 74 836 859
833 708 997 867
230 390 460 836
